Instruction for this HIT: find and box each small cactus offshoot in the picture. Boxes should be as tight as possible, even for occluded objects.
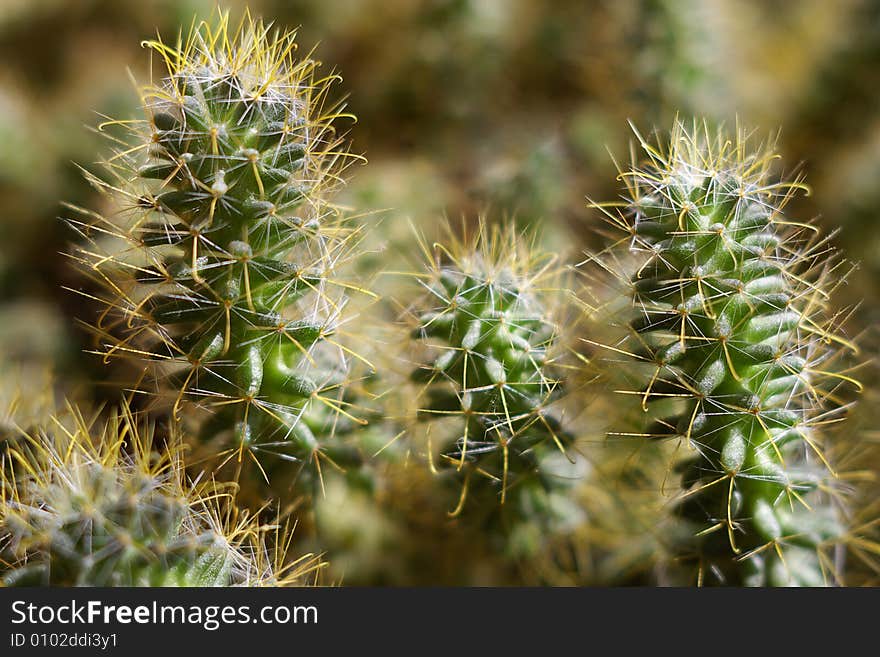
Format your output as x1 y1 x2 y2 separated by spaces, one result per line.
405 221 578 546
584 120 860 585
0 404 314 587
68 10 366 486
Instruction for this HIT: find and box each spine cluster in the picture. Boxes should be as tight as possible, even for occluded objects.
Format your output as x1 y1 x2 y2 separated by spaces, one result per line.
590 121 858 585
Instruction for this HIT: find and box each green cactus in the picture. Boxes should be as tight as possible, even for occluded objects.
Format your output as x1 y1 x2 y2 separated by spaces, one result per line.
405 222 579 553
585 120 860 585
0 404 307 587
68 10 365 489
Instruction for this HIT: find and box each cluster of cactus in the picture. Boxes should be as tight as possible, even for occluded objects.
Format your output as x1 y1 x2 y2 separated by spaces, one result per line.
585 121 860 585
404 223 583 557
70 11 368 494
0 404 315 586
0 4 874 588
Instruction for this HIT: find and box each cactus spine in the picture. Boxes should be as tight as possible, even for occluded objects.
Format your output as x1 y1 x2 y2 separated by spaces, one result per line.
407 222 579 553
588 121 859 585
0 405 306 587
70 11 361 487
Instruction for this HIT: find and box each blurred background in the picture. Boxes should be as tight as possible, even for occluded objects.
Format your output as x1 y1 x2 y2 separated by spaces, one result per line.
1 0 879 583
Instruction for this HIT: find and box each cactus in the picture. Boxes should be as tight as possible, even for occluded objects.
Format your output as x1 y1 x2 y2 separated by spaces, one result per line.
68 10 365 489
405 221 580 554
0 403 316 586
585 120 860 585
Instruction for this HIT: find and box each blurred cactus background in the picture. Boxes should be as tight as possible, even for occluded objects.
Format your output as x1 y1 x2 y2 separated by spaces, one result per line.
1 0 880 586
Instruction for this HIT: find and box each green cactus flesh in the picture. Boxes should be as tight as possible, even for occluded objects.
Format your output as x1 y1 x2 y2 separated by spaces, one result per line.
593 122 858 585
